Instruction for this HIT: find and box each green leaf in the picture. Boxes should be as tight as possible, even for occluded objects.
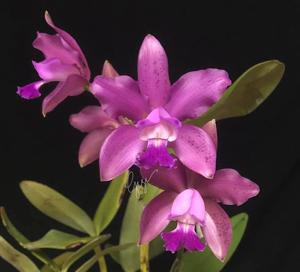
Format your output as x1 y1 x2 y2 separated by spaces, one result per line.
178 213 249 272
75 243 135 272
94 171 129 235
0 207 55 267
41 252 73 272
20 181 96 236
188 60 285 126
0 236 39 272
117 184 162 272
61 235 112 272
22 230 93 250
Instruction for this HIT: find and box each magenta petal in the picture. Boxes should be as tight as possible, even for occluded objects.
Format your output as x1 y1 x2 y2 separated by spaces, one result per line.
69 106 118 133
140 191 176 244
102 60 119 78
33 58 79 81
99 125 145 181
79 128 113 167
161 223 205 253
169 189 205 224
17 81 46 100
141 162 187 192
202 119 218 147
194 169 260 206
42 74 87 115
138 35 171 108
44 11 90 79
202 199 232 261
171 124 216 179
33 32 80 66
91 75 150 121
165 69 231 120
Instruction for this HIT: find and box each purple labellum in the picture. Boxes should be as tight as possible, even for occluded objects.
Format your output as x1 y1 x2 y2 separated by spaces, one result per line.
161 222 206 253
137 139 176 169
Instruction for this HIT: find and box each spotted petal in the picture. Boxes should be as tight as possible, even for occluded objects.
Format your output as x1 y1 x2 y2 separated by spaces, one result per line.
138 35 171 108
99 125 145 181
171 124 216 179
165 69 231 120
202 199 232 261
194 169 260 206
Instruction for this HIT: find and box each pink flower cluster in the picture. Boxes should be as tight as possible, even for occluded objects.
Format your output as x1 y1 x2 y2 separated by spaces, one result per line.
18 12 259 260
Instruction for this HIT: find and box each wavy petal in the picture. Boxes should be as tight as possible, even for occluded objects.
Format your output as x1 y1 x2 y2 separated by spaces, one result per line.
171 124 216 179
194 169 260 206
99 125 145 181
139 191 176 244
33 32 80 66
42 74 87 115
69 106 118 133
78 128 113 167
44 11 90 79
33 58 79 81
202 199 232 261
91 75 150 121
140 161 187 192
138 35 171 108
17 80 46 100
169 189 205 224
165 69 231 120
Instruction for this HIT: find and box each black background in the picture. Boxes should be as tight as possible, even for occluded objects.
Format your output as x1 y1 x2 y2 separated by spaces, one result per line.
2 0 300 271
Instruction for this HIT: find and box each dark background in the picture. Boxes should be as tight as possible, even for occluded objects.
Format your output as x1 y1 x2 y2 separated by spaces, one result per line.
2 0 300 271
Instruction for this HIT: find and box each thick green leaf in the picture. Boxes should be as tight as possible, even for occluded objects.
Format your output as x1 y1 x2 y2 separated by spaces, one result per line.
41 252 73 272
178 213 248 272
61 235 112 272
22 230 93 250
188 60 285 126
20 181 95 236
75 243 135 272
94 171 129 235
117 184 162 272
0 207 55 267
0 236 39 272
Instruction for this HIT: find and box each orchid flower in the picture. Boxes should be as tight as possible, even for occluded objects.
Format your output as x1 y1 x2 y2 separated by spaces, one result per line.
17 11 90 116
139 161 260 260
69 61 120 167
91 35 231 181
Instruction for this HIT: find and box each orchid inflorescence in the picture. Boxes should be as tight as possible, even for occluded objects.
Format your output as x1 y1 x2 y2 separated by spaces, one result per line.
3 11 284 272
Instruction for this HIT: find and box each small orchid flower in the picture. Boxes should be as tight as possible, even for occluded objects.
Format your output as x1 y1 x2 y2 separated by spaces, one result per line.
139 162 260 260
17 11 90 116
69 61 120 167
91 35 231 181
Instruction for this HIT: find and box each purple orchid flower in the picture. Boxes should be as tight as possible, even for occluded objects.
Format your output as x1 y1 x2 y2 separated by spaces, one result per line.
91 35 231 181
139 161 260 260
69 61 120 167
17 11 90 116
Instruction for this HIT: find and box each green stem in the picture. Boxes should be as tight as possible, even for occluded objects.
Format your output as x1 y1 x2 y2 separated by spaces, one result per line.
94 246 108 272
140 244 149 272
170 249 184 272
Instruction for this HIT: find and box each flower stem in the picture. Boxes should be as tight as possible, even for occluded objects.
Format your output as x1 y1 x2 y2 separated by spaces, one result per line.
140 244 150 272
94 246 108 272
